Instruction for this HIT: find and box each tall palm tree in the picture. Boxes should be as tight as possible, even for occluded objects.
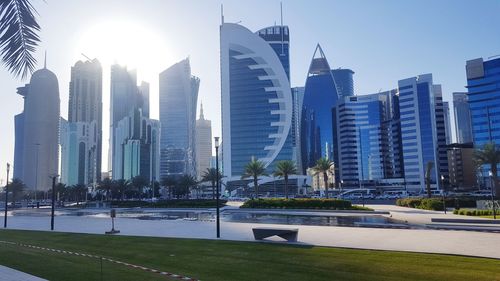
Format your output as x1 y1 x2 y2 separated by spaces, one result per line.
72 184 87 205
241 158 267 199
131 176 148 199
161 176 177 199
0 0 41 78
201 168 223 199
425 161 434 198
273 160 297 199
474 142 500 198
177 175 197 199
112 179 129 201
312 158 334 199
97 178 113 201
8 178 25 207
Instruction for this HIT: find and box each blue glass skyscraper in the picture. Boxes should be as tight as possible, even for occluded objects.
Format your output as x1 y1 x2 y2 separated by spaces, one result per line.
220 23 293 177
300 44 339 173
453 92 473 144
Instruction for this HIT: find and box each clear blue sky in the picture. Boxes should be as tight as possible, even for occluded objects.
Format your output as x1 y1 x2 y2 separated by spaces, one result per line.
0 0 499 183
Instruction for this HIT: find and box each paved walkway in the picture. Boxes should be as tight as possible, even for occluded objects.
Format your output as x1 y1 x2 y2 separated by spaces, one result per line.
2 209 500 259
0 265 47 281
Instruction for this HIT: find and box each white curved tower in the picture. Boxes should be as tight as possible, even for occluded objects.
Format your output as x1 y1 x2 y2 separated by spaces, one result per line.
15 68 60 191
220 23 293 177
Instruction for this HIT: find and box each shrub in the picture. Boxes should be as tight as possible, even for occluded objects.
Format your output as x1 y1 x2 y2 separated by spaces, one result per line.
240 198 370 210
453 208 500 216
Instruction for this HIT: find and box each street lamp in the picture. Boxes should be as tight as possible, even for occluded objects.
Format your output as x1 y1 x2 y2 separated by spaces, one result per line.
214 137 220 238
440 175 446 214
339 180 344 199
3 163 10 228
50 174 59 231
489 171 497 219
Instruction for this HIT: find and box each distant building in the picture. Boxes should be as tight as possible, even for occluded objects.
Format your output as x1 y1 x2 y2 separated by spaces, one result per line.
14 67 60 191
447 143 476 190
113 108 160 181
195 103 212 180
443 101 452 144
159 58 199 178
397 74 448 192
60 59 102 186
452 92 473 144
109 65 139 176
331 68 354 97
220 23 293 177
291 87 305 173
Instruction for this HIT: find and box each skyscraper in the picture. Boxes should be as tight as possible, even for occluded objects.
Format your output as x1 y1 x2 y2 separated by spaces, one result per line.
159 58 199 178
443 101 452 144
300 44 339 174
453 92 473 144
109 64 138 176
336 92 393 185
195 103 212 180
220 23 293 177
398 74 446 192
331 68 355 97
291 87 305 173
60 59 102 186
14 67 60 191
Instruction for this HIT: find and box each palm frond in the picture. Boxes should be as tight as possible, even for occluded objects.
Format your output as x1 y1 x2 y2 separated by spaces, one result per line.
0 0 40 79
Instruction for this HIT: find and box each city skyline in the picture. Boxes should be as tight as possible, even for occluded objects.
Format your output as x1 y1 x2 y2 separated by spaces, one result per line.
0 0 499 183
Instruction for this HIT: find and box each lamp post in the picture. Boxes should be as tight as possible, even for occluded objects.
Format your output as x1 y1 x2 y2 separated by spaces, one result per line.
214 137 220 238
339 180 343 199
50 174 58 231
3 163 10 228
489 171 497 219
440 175 446 214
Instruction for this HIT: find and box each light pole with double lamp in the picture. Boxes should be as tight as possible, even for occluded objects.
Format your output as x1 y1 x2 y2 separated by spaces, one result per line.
3 163 10 228
489 171 497 219
440 175 446 214
214 137 221 238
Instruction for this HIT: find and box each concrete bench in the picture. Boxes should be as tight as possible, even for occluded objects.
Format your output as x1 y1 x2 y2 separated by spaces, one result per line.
252 227 299 242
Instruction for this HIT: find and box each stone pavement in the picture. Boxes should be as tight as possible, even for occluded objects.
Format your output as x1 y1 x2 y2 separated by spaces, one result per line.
0 265 47 281
2 210 500 259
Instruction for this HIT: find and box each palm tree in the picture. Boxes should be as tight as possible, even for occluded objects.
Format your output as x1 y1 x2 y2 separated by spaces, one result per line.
72 184 87 205
474 142 500 198
273 160 297 199
241 158 267 199
112 179 130 201
131 176 148 199
176 175 197 199
161 176 177 199
0 0 41 78
53 182 66 204
8 178 25 207
201 168 223 199
312 158 334 199
96 178 113 200
425 161 434 198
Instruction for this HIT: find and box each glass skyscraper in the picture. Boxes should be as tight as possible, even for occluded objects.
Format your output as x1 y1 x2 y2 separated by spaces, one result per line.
300 44 340 174
220 23 293 177
453 92 473 144
331 68 354 97
159 58 199 178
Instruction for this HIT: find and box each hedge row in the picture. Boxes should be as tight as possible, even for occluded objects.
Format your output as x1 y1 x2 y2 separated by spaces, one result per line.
110 199 227 208
396 197 477 211
453 208 500 216
241 198 372 210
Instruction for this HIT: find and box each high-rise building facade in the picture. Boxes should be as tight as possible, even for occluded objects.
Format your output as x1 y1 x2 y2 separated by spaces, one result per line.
443 101 452 144
331 68 354 97
220 23 293 177
14 67 60 191
159 58 199 178
195 103 212 180
452 92 473 144
397 74 446 191
61 59 102 186
109 64 138 176
300 44 340 174
291 87 305 173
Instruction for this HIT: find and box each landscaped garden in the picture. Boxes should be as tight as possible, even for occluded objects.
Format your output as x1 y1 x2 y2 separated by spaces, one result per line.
1 229 499 281
241 198 372 210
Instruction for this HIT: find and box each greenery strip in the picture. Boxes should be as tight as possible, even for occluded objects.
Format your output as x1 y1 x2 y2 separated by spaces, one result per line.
0 240 200 281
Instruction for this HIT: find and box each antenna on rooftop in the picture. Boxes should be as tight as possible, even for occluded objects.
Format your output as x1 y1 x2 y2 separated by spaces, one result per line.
221 4 224 24
280 1 284 56
44 51 47 69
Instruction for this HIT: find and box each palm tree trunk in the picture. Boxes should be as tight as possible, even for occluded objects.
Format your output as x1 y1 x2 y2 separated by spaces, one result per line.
254 176 259 199
493 165 499 199
426 179 431 198
324 172 329 199
284 174 289 199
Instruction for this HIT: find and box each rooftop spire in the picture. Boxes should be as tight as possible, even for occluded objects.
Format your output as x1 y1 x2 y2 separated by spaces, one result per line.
44 51 47 69
199 102 205 120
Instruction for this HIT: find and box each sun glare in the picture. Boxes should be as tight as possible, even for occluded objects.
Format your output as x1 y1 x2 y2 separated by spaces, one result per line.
75 20 170 77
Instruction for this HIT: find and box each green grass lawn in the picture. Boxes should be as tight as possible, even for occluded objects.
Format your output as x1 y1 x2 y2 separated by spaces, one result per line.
0 229 499 281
